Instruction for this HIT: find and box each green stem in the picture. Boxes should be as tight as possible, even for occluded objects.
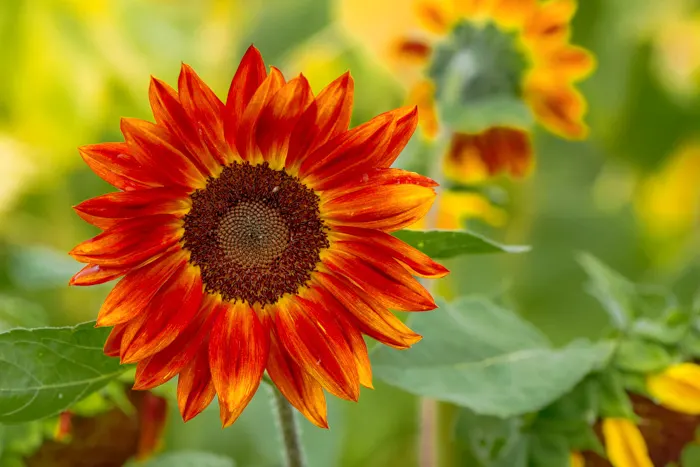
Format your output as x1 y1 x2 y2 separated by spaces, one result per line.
270 385 306 467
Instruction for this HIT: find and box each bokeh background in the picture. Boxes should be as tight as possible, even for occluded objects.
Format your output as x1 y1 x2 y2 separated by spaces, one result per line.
2 0 700 466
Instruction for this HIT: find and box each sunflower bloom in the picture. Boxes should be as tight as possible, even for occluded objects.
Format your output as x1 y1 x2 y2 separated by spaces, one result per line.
338 0 594 181
647 363 700 415
601 418 653 467
69 46 447 428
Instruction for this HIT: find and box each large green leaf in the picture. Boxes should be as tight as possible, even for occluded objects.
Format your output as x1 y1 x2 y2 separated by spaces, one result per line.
0 296 48 332
140 451 235 467
454 409 527 467
373 297 614 417
393 230 531 259
0 322 127 423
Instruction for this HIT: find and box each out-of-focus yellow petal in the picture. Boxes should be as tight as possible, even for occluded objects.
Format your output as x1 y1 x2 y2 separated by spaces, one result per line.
492 0 537 29
651 13 700 98
634 142 700 242
414 0 455 33
409 190 507 230
407 80 440 138
602 418 653 467
569 452 585 467
647 363 700 415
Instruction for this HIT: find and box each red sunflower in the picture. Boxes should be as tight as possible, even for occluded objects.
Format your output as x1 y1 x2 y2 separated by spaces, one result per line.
69 46 448 428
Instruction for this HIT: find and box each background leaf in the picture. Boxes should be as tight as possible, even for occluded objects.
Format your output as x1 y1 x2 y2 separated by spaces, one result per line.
613 339 672 373
0 322 127 423
139 451 235 467
373 297 614 417
393 230 531 259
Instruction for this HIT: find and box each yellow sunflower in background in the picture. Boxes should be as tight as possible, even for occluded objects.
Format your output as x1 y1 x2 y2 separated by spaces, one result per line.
337 0 595 183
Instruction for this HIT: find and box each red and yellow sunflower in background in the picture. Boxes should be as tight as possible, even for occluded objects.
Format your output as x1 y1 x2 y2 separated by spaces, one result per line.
337 0 595 184
69 46 448 429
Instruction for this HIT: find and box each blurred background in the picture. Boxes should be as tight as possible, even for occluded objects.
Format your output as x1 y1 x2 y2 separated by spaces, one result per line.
1 0 700 465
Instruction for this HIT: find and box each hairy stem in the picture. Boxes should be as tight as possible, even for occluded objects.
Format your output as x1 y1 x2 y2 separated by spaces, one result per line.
270 385 306 467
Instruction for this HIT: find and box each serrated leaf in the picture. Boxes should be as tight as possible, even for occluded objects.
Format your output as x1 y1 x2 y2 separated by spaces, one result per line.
0 322 128 423
393 230 530 259
577 253 636 330
614 339 672 373
140 451 235 467
373 297 614 417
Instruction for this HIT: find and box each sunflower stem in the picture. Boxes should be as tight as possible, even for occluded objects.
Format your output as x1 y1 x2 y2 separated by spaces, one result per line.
270 385 306 467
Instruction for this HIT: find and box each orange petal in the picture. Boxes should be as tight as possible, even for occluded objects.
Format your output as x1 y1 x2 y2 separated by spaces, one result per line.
234 67 286 162
325 245 437 311
96 249 185 327
69 263 131 286
255 75 314 166
310 72 354 149
133 296 219 390
492 0 537 28
316 271 422 349
177 345 216 422
524 78 588 139
407 80 439 139
69 214 183 267
78 143 159 191
545 45 596 81
178 64 230 166
444 128 534 181
524 0 576 43
321 183 436 231
331 226 449 278
149 77 220 175
119 260 203 364
312 286 373 389
322 168 438 202
103 324 127 357
225 45 268 149
208 302 269 427
267 335 329 428
73 187 190 231
276 296 360 402
120 118 205 189
414 0 453 34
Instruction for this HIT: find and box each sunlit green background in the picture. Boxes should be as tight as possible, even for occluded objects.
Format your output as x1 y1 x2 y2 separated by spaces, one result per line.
2 0 700 466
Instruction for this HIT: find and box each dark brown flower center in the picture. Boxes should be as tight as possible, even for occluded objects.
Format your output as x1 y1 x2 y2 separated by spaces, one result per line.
182 162 328 306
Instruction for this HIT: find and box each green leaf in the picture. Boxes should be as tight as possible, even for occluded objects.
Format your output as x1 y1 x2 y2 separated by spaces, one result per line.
613 339 672 373
0 322 128 423
454 409 527 467
631 318 687 345
373 297 614 417
680 331 700 359
577 253 636 330
140 451 235 467
527 433 570 467
393 230 531 259
596 371 635 419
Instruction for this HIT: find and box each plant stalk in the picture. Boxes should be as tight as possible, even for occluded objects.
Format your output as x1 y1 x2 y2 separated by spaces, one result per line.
270 386 306 467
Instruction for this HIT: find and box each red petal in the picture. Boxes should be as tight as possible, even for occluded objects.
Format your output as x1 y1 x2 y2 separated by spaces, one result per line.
333 226 448 278
375 106 418 167
134 391 168 460
225 45 268 150
96 249 185 327
321 168 438 202
121 118 205 189
255 75 314 166
285 73 354 171
234 67 286 162
209 302 269 427
311 72 354 147
69 214 183 267
325 248 436 311
316 271 422 349
177 345 216 422
267 335 329 428
79 143 159 191
69 263 130 286
73 187 190 231
119 261 203 363
299 112 394 187
104 324 127 357
149 77 220 175
178 64 230 166
276 296 360 401
309 287 373 389
321 183 436 231
133 295 219 390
